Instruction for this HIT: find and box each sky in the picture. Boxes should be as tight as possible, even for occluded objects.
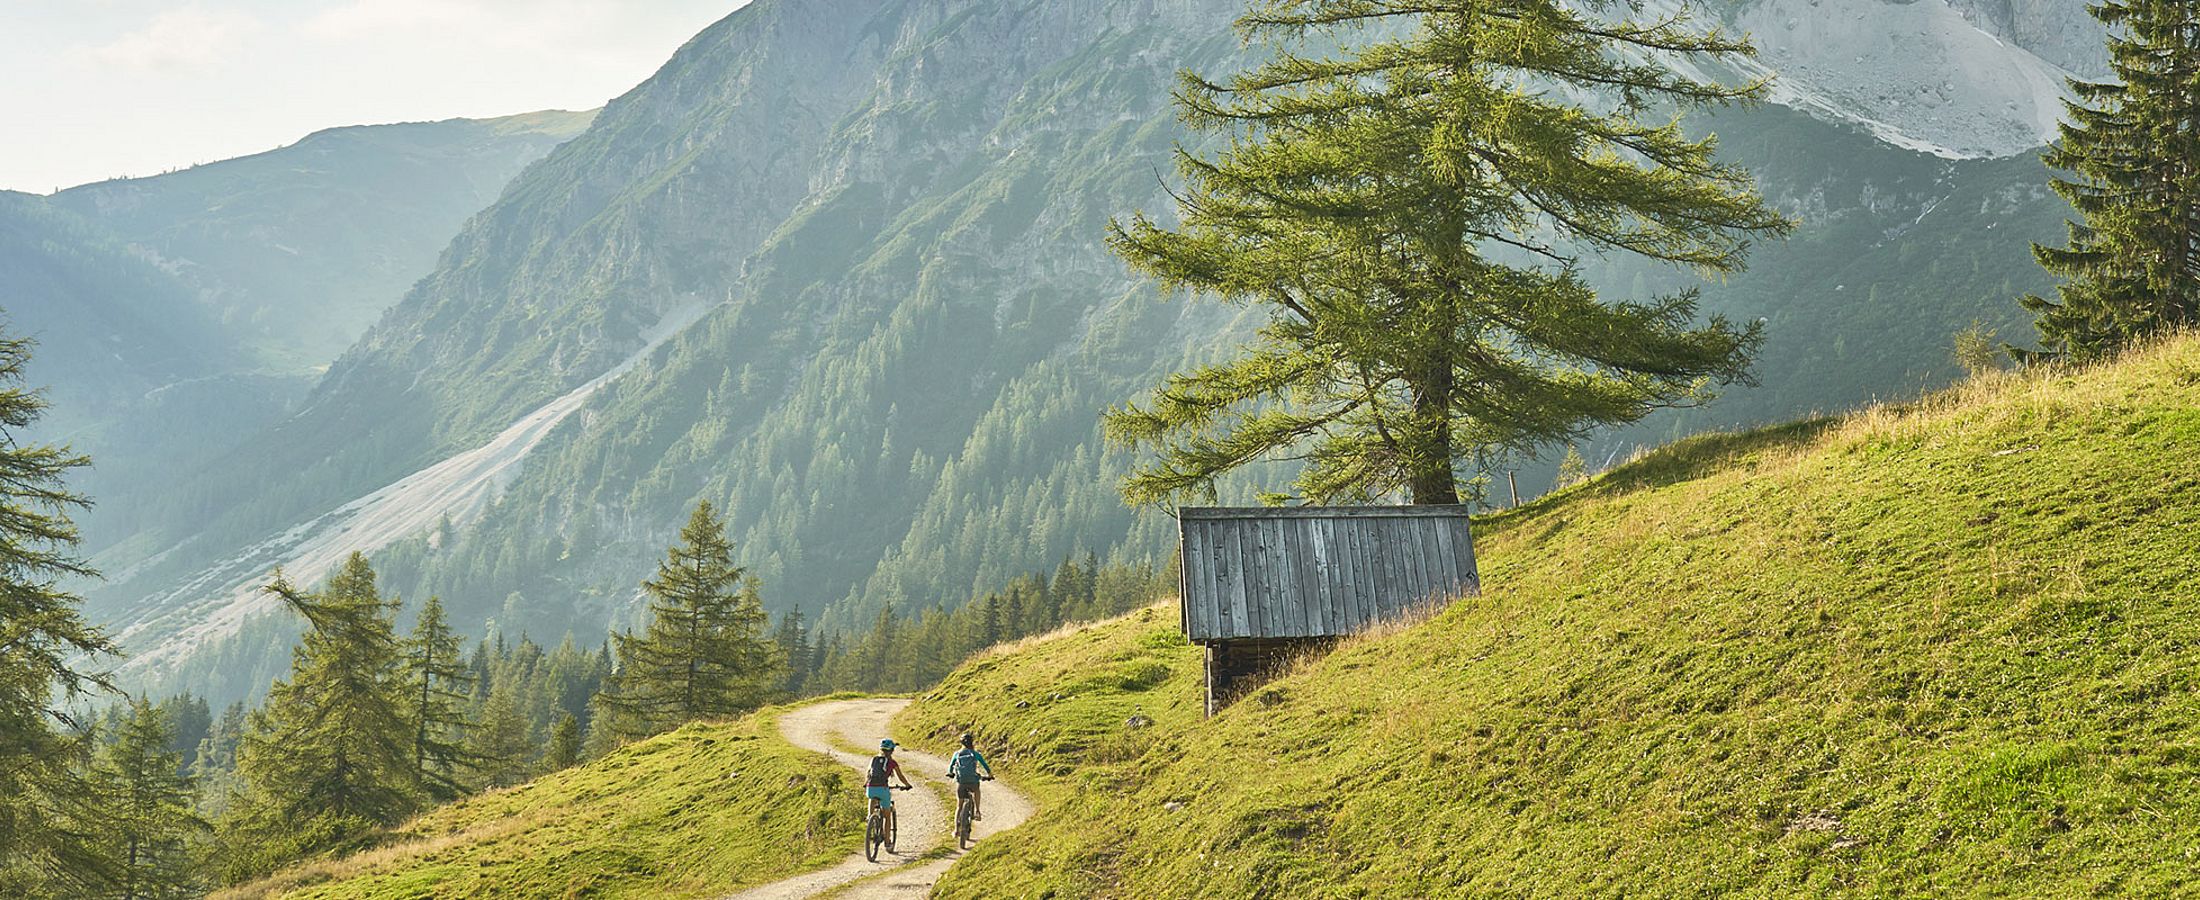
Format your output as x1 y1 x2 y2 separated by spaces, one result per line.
0 0 749 194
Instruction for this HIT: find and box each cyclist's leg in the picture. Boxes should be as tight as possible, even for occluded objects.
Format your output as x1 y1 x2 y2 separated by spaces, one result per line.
972 782 983 820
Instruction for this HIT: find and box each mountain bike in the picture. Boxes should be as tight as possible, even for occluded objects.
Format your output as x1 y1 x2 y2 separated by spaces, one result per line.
866 786 911 862
953 776 993 850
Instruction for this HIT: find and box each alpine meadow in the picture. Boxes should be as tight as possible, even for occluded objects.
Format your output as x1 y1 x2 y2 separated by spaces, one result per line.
6 0 2197 897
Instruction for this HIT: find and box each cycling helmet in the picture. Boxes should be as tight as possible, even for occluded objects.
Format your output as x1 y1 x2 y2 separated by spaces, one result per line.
959 732 974 748
880 739 897 750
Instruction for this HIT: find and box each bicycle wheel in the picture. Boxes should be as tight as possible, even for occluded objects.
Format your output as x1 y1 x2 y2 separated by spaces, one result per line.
865 811 883 862
956 796 973 850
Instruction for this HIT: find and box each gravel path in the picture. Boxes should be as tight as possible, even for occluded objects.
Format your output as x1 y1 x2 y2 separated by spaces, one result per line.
721 698 1032 900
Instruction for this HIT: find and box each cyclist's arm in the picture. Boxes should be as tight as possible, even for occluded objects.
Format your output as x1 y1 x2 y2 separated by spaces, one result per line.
891 760 913 789
976 750 994 777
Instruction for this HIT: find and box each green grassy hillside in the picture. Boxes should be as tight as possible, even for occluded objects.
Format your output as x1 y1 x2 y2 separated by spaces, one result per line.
902 608 1204 792
219 710 859 900
901 336 2200 898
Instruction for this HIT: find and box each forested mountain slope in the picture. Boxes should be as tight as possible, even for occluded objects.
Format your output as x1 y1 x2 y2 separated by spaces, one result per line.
0 191 244 443
904 336 2200 897
96 0 2074 705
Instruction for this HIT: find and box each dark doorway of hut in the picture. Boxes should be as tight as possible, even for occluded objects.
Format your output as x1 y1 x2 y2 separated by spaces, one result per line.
1176 505 1481 716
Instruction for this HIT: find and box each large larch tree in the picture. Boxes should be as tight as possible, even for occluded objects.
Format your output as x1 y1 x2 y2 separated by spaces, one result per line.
1106 0 1791 504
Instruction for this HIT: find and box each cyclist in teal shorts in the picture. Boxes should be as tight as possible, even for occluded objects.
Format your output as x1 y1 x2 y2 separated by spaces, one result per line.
867 739 914 835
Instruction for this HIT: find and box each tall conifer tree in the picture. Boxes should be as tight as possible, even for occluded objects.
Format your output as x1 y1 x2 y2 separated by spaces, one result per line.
402 596 473 799
542 635 605 725
598 502 777 738
463 675 534 788
579 691 631 761
88 699 206 900
770 605 811 696
222 554 414 878
545 713 583 772
0 331 117 897
1107 0 1789 504
2022 0 2200 359
188 703 246 820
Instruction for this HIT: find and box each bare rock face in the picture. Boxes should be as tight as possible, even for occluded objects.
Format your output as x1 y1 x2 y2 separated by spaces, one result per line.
1942 0 2108 78
1710 0 2101 157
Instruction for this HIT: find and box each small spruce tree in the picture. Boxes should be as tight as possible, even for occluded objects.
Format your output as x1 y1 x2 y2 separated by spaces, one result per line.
596 502 778 738
402 596 473 799
1555 445 1590 491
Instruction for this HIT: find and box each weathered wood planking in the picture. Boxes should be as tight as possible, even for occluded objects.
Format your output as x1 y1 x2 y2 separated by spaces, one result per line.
1179 506 1479 642
1226 521 1249 638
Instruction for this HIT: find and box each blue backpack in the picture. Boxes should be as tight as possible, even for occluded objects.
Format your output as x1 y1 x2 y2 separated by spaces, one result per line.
950 748 984 784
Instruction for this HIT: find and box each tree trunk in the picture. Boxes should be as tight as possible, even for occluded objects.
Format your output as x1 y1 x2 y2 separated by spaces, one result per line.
414 647 431 785
1406 433 1460 504
1406 296 1461 506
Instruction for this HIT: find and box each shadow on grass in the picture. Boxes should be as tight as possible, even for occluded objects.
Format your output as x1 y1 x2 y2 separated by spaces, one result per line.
1481 416 1842 536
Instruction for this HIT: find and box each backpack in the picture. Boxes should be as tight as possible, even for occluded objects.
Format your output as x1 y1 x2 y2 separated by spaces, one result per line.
950 748 981 784
868 755 891 787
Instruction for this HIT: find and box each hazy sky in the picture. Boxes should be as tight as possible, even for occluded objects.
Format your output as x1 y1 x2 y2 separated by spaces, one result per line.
1 1 749 194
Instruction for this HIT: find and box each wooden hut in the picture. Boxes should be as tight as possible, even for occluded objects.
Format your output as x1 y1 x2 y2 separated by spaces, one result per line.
1177 505 1479 715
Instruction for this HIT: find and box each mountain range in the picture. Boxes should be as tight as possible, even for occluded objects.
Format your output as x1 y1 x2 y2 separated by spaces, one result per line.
23 0 2097 706
8 110 594 594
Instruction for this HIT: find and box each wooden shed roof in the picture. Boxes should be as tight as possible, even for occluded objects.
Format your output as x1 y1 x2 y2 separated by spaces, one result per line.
1177 505 1479 643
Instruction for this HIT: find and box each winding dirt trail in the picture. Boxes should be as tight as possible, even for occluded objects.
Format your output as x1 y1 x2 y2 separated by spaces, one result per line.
722 698 1032 900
